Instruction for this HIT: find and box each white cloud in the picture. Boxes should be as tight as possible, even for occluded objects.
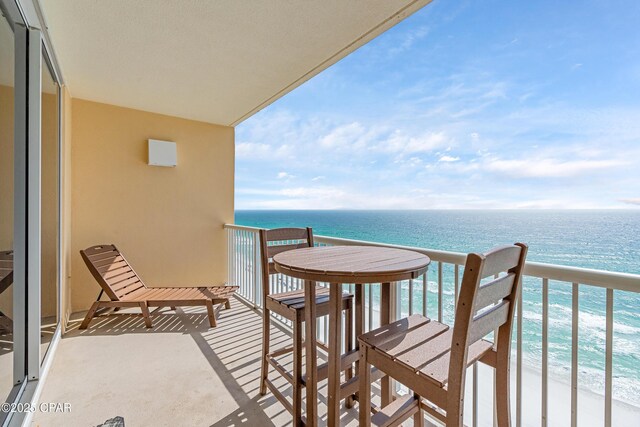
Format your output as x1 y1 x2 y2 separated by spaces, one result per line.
236 142 270 158
513 199 600 209
236 141 292 159
319 122 367 148
277 171 295 180
382 131 449 154
484 158 626 178
235 66 640 210
237 186 348 209
439 155 460 162
390 25 430 54
279 187 345 198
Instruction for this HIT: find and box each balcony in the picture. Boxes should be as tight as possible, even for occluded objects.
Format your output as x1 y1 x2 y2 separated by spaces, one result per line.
34 296 338 426
31 224 640 426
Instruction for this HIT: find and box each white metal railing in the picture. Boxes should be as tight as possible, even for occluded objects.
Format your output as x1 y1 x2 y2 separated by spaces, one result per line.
224 223 640 427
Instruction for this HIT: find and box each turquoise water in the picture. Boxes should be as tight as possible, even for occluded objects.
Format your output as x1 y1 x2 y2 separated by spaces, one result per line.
235 209 640 406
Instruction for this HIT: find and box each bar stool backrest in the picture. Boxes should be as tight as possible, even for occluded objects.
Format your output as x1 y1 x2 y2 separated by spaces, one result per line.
447 242 528 424
258 227 314 303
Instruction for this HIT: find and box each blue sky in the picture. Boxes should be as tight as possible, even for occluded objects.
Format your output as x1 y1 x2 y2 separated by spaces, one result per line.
235 0 640 209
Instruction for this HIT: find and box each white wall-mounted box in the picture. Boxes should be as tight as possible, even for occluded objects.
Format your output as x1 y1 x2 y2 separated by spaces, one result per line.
148 139 177 167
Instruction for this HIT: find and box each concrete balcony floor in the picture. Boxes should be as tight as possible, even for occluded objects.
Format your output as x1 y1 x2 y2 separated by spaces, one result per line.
31 297 379 426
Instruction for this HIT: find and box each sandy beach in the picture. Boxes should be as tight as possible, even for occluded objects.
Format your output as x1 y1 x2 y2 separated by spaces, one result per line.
348 305 640 426
467 363 640 426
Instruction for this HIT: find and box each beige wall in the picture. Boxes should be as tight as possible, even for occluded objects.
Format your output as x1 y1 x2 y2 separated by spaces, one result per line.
60 87 72 329
69 99 234 313
41 90 59 320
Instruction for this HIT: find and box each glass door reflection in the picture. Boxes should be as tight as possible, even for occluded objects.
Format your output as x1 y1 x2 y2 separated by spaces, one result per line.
40 55 59 361
0 10 15 402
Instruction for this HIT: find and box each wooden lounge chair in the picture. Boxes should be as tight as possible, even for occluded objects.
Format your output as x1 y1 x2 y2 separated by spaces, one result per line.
79 244 238 329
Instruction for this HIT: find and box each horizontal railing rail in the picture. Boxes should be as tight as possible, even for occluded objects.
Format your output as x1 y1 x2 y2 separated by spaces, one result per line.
224 223 640 292
223 223 640 427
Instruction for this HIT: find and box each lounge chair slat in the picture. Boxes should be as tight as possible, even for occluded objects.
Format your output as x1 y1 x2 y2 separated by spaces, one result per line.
87 249 120 262
118 284 146 299
147 288 172 299
89 254 120 269
79 244 237 329
119 285 148 300
164 288 190 300
92 255 126 268
102 265 136 280
96 260 129 274
83 244 118 257
106 277 139 293
109 275 141 291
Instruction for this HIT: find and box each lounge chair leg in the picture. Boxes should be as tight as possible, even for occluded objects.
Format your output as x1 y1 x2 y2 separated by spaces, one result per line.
205 300 217 327
139 302 153 328
224 299 231 309
79 301 101 330
170 306 176 311
260 308 271 395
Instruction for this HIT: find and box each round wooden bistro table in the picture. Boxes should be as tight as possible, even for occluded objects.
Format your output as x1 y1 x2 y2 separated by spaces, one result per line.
273 245 431 427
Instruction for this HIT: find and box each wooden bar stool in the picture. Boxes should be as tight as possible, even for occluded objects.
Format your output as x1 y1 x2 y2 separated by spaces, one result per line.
259 227 354 426
358 243 528 427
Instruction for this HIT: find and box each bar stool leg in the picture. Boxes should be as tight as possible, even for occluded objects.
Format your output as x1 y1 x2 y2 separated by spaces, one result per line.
304 282 318 426
358 345 372 426
292 319 303 425
345 301 355 408
260 308 270 395
327 284 342 426
353 285 364 404
495 352 511 427
380 282 392 406
413 392 424 427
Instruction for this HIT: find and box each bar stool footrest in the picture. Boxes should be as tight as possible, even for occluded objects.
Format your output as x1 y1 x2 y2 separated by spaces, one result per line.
371 394 420 427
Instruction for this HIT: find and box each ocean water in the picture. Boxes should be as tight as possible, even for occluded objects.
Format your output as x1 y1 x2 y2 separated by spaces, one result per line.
235 209 640 407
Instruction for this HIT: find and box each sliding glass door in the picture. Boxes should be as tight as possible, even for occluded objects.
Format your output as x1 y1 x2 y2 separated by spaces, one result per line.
1 0 62 423
0 7 17 408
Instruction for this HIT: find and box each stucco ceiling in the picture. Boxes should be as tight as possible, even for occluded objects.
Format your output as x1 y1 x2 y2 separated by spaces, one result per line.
39 0 431 126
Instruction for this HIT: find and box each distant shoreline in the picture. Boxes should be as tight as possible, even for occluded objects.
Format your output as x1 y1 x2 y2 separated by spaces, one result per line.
235 208 640 212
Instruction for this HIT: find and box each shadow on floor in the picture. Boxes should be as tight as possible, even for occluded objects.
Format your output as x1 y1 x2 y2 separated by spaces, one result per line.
63 296 368 426
65 307 231 336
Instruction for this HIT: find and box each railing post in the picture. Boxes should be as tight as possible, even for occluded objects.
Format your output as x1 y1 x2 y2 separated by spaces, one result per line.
253 231 260 309
390 281 399 322
221 224 640 427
